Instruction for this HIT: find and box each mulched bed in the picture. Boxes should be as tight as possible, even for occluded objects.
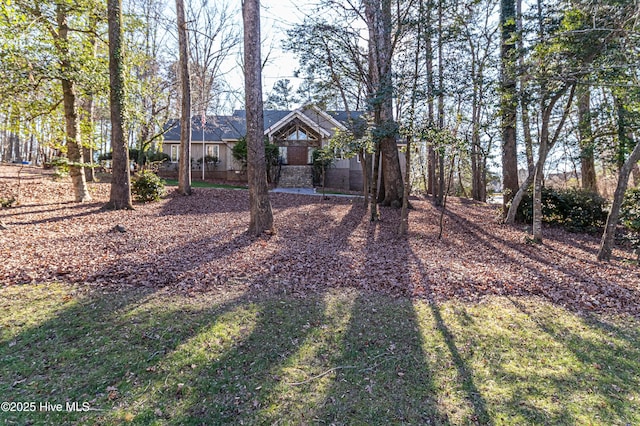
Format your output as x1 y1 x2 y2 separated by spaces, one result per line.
1 164 639 316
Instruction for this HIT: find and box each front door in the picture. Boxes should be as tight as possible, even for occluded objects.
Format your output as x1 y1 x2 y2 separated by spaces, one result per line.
288 146 308 165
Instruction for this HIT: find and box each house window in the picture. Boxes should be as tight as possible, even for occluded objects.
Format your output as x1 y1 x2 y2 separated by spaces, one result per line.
287 128 308 141
170 145 179 162
205 144 219 159
283 125 317 142
308 147 314 164
279 146 288 164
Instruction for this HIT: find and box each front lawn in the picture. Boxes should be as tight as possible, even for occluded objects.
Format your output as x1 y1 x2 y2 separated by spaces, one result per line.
1 283 639 425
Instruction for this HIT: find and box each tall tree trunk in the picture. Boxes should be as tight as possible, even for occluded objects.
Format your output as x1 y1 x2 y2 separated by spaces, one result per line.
82 97 95 182
435 0 445 207
424 0 435 197
57 6 91 202
364 0 404 208
470 56 482 201
243 0 274 235
598 140 640 261
470 53 486 201
360 151 371 207
428 145 436 196
399 0 422 236
370 144 381 221
577 84 597 192
438 152 445 205
500 0 519 213
106 0 133 210
8 111 19 163
531 147 548 242
1 113 8 162
505 165 534 224
82 15 99 182
176 0 192 195
517 0 534 172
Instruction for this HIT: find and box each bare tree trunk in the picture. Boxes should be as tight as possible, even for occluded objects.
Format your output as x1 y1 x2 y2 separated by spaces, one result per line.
577 84 597 192
400 0 422 236
81 97 95 182
243 0 273 235
176 0 192 195
428 145 436 196
531 148 548 242
57 6 91 202
105 0 133 210
8 112 19 163
1 114 8 162
364 0 404 208
360 151 370 207
517 0 534 173
437 152 445 205
399 136 412 235
82 15 99 182
598 140 640 261
435 0 445 207
370 145 381 221
423 0 436 198
500 0 519 213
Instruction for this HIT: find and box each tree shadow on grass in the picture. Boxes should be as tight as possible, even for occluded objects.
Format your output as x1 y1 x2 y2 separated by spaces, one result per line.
304 215 446 424
406 240 493 425
506 298 640 424
129 294 331 424
0 285 244 424
407 231 640 425
314 292 447 424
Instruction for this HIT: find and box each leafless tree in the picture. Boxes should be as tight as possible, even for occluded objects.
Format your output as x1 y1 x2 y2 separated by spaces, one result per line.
243 0 274 235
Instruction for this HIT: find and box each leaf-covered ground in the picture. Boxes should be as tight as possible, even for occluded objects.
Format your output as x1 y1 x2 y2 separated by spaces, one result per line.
1 164 639 316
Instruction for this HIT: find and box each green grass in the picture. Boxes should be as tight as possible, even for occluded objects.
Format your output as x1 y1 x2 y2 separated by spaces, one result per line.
1 283 639 425
161 179 246 189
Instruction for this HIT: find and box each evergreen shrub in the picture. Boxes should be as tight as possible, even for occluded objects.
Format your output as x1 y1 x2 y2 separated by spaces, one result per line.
131 170 165 202
620 187 640 259
515 187 607 233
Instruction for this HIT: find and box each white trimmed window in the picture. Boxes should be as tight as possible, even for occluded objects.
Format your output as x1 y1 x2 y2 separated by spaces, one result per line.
170 145 179 162
205 144 219 159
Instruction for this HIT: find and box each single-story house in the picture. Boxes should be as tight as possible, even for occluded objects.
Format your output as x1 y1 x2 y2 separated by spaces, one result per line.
161 105 368 191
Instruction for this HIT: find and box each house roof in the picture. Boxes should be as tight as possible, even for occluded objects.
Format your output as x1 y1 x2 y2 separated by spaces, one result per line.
163 108 366 142
264 108 333 139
